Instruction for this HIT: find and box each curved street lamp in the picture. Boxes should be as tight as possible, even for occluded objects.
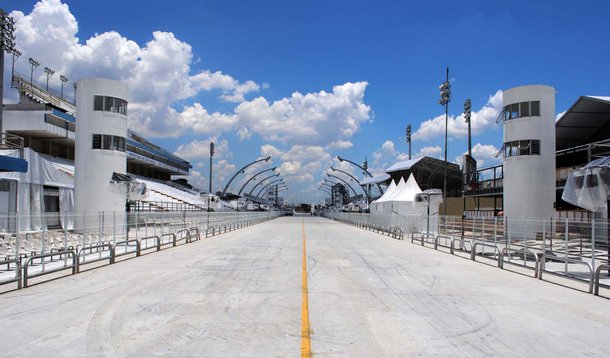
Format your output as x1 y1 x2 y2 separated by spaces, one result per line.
330 167 370 200
237 166 277 196
327 173 357 197
319 187 331 195
222 156 271 196
248 172 280 195
336 156 384 194
257 178 283 197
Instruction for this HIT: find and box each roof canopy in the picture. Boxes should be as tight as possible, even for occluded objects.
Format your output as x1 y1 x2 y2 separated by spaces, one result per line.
360 173 390 185
556 96 610 151
385 157 424 173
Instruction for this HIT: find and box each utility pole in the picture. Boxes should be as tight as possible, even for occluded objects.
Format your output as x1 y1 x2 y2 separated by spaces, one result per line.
438 67 451 216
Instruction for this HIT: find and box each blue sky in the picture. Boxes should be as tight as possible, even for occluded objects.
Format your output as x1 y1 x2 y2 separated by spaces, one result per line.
3 0 610 203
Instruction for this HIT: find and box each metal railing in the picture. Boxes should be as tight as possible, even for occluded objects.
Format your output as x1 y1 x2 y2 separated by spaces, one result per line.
0 210 281 290
323 211 610 296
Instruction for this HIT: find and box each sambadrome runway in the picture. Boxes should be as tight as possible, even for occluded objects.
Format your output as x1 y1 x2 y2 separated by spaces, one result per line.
1 217 609 357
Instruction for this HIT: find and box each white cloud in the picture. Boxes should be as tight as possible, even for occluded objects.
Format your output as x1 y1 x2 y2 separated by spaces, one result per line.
454 143 501 168
9 0 260 136
414 90 503 141
260 144 284 158
416 146 442 158
173 136 231 159
326 140 353 150
236 127 252 141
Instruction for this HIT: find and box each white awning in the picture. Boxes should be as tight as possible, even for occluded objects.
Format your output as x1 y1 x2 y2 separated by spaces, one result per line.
385 157 424 173
360 173 390 185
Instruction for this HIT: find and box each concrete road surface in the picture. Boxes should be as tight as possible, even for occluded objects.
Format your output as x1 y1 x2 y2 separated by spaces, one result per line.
1 216 609 357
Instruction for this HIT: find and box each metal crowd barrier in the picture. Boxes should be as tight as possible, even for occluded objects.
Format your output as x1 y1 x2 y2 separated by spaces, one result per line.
23 251 76 288
76 244 114 273
1 211 282 290
0 259 22 289
322 211 608 297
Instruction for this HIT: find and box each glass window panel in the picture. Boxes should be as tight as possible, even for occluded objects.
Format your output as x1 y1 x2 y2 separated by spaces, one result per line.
94 96 104 111
510 103 519 119
504 105 510 121
520 102 530 117
102 135 111 149
531 140 540 154
531 101 540 116
103 96 112 112
92 134 101 149
519 140 530 155
510 141 519 156
119 137 125 151
112 136 120 150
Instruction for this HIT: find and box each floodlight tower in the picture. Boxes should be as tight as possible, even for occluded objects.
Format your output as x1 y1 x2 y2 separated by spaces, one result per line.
438 68 451 216
406 124 412 160
464 98 472 157
44 66 55 90
28 57 39 84
1 9 17 134
60 75 69 99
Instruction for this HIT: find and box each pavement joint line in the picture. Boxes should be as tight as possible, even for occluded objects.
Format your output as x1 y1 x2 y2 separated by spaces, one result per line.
301 219 311 358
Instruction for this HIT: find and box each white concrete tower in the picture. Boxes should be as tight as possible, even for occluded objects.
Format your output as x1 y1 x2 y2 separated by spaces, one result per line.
74 79 128 231
502 85 555 236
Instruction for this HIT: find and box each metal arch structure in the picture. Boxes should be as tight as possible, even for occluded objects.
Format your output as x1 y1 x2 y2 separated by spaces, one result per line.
248 173 280 195
237 166 277 196
336 156 384 194
327 173 358 197
318 187 331 195
330 167 370 200
256 178 283 197
222 156 271 197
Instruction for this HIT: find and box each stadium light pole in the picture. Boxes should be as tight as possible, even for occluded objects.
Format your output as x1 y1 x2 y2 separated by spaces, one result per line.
60 75 68 99
249 173 280 195
222 156 271 197
237 166 277 196
256 178 283 198
336 156 384 196
28 57 39 85
1 9 17 134
464 98 472 157
406 124 412 160
327 173 358 197
10 48 20 78
330 167 370 201
438 67 451 216
44 66 55 91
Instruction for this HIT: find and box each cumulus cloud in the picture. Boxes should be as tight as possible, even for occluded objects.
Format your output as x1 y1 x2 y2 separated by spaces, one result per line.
414 90 503 141
9 0 260 132
173 136 231 160
454 143 501 168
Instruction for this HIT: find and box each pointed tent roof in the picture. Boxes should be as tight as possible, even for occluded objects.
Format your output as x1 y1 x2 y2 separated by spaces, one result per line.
389 173 422 202
373 179 397 203
379 177 405 202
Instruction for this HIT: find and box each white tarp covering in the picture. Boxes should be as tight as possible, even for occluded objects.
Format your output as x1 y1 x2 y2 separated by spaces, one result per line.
562 156 610 212
0 148 75 232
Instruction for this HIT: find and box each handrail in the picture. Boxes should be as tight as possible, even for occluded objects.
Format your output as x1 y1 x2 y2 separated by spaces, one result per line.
76 244 114 273
539 253 594 293
23 250 76 288
160 233 177 248
594 264 610 296
470 241 501 267
139 235 160 253
0 258 22 289
499 248 540 278
436 235 458 254
113 239 141 258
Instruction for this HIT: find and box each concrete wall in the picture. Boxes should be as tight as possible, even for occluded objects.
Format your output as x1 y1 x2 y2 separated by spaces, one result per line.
74 79 128 231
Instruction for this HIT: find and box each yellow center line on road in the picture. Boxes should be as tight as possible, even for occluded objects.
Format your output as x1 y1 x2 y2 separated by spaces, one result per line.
301 219 311 358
